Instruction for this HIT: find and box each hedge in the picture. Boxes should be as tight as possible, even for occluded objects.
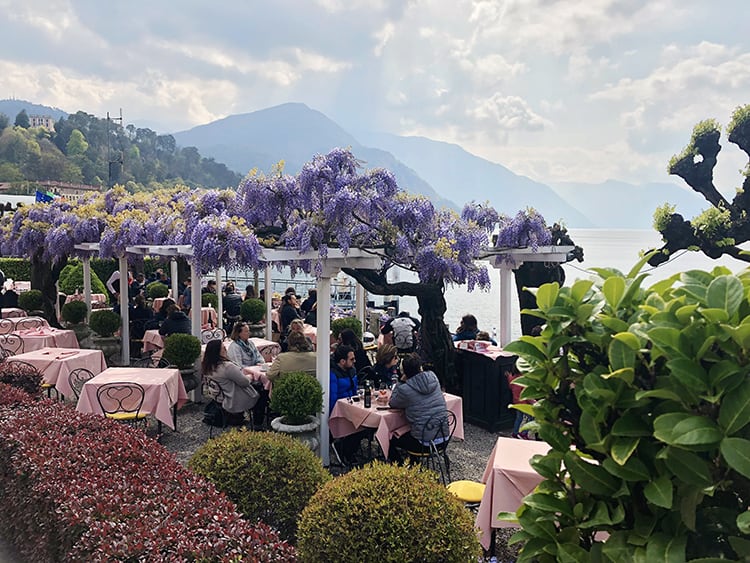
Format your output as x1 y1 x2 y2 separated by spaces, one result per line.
0 258 31 282
0 385 296 562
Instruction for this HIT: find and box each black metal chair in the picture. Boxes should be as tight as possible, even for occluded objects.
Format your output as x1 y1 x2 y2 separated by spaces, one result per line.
68 367 95 401
2 359 52 399
200 327 225 344
0 318 14 335
95 382 149 430
0 333 24 356
130 354 171 369
4 309 25 318
15 316 46 331
202 377 228 438
129 318 148 357
403 410 457 485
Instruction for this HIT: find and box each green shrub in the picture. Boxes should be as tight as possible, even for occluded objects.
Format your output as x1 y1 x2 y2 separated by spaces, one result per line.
146 281 169 299
331 316 361 339
61 300 88 325
88 310 120 337
297 462 480 562
162 333 201 370
189 430 330 542
58 262 108 301
241 298 266 323
269 371 323 425
503 261 750 561
201 292 218 308
0 258 31 282
18 289 43 312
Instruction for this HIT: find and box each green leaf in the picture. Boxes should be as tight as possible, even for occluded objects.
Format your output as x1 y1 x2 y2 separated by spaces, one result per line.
611 411 651 437
643 475 673 508
679 486 703 531
728 536 750 557
737 511 750 535
557 542 589 563
681 269 714 286
511 403 536 417
727 323 750 350
579 411 604 448
663 447 713 487
504 340 547 364
611 437 639 465
602 367 634 384
538 423 571 451
708 361 743 389
706 275 743 317
603 276 626 309
700 308 730 323
720 437 750 479
635 388 683 402
535 282 559 312
666 358 708 393
648 327 682 353
598 315 630 334
675 303 698 324
719 379 750 435
524 493 573 517
571 279 594 303
645 533 687 563
530 452 562 480
612 331 640 350
609 338 636 371
602 456 650 481
653 412 692 444
671 415 722 446
564 451 620 496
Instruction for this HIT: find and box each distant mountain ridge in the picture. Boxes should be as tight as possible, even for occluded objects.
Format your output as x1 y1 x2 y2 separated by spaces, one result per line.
0 99 67 121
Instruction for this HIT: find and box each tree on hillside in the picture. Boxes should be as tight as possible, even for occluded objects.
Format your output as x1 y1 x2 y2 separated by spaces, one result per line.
0 113 8 133
66 129 89 157
649 104 750 265
14 110 29 129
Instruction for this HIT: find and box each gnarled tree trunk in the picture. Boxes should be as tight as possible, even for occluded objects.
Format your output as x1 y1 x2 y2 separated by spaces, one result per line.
31 251 67 328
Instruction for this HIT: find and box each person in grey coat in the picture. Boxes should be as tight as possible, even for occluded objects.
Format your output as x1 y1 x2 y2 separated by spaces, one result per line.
389 353 448 459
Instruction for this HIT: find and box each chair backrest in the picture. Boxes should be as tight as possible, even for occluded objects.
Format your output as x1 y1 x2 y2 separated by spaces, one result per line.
4 309 25 318
96 382 146 418
422 410 457 447
3 359 42 377
201 327 225 344
202 377 226 405
68 367 95 400
0 318 14 335
15 317 46 331
130 354 172 369
0 333 24 356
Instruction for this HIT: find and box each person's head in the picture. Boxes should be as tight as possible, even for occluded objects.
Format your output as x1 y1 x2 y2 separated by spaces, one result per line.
282 293 298 307
259 289 265 299
165 303 178 316
459 314 478 332
290 318 305 333
207 280 217 291
161 298 175 311
184 278 191 287
333 344 355 370
376 344 399 368
201 339 226 374
225 281 235 294
245 284 256 299
135 272 145 283
339 328 362 350
134 294 147 308
230 322 250 342
285 286 296 296
402 353 422 379
476 331 491 342
398 311 410 318
287 331 313 352
307 288 317 299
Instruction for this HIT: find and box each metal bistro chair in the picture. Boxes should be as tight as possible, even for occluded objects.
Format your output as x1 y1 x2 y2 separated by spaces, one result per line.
130 354 171 369
2 359 49 398
4 309 25 319
15 316 46 331
0 318 14 335
404 410 457 486
95 382 150 431
202 377 228 439
68 367 95 401
0 333 24 356
200 327 225 345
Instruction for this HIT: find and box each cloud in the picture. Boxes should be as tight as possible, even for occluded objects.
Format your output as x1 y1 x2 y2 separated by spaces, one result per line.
467 94 549 132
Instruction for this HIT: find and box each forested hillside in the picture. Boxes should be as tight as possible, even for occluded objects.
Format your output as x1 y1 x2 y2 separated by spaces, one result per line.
0 110 241 192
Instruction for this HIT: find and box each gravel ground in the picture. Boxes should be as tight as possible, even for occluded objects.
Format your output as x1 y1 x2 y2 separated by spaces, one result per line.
158 401 521 561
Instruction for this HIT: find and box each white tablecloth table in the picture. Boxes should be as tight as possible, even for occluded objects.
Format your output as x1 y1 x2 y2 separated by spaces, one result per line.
329 393 464 460
76 367 188 431
16 327 79 352
12 347 107 398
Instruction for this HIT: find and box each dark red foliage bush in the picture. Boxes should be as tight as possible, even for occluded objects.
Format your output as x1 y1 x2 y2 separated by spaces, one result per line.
0 388 296 562
0 359 43 396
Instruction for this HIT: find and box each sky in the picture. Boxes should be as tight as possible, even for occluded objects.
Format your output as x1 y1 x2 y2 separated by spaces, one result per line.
1 0 750 191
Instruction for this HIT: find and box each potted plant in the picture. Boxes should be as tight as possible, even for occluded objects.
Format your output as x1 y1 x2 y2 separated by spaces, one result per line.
270 371 324 453
147 281 169 299
162 333 202 392
61 300 92 348
331 316 362 339
88 309 122 365
201 292 218 309
240 298 266 337
18 289 44 316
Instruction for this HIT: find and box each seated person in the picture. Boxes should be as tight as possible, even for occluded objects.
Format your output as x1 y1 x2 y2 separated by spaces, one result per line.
130 294 153 340
153 298 175 324
372 343 400 388
329 344 358 413
288 318 314 349
226 322 266 429
452 314 479 342
389 353 448 459
267 331 317 382
338 328 372 370
201 339 259 424
158 304 191 336
380 311 420 354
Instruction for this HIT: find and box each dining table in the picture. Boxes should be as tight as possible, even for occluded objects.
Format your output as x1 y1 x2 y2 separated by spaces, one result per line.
16 327 79 352
0 316 50 334
65 293 107 305
475 436 552 550
201 307 218 326
76 366 188 431
11 347 107 399
142 329 164 353
329 393 464 460
244 364 273 392
250 337 280 362
1 308 27 319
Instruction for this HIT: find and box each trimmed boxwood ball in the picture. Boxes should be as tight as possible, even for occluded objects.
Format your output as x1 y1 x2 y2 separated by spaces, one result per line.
297 462 481 562
18 289 43 312
331 316 362 339
146 281 169 299
162 333 201 370
269 371 323 425
189 430 331 542
88 309 121 337
201 292 218 308
61 300 88 325
241 298 266 323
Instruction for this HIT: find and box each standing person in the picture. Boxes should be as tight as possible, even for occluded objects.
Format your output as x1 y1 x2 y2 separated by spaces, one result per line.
389 353 448 460
178 279 192 312
381 311 421 354
226 322 267 430
244 284 256 300
222 282 242 332
201 339 259 426
300 288 317 326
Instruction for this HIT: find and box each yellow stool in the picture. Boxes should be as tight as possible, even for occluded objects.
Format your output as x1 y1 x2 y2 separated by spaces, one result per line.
447 480 485 510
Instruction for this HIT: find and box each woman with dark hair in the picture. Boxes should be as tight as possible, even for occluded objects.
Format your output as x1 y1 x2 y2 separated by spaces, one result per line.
452 314 479 341
201 339 259 417
339 328 371 371
158 304 191 336
372 343 399 387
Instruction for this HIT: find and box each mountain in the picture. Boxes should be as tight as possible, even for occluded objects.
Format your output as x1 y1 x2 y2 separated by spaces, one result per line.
172 103 457 211
354 131 594 227
0 99 68 121
548 180 709 229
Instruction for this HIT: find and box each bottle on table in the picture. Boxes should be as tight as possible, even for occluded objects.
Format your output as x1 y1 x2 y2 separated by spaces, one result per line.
364 380 372 408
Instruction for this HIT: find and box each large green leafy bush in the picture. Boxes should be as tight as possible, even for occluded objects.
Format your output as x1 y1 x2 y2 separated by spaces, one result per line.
17 289 43 312
147 281 169 299
88 310 121 337
240 298 266 323
58 262 108 301
331 316 361 339
189 430 330 542
61 300 88 325
269 371 323 425
162 333 201 370
503 259 750 561
297 462 481 562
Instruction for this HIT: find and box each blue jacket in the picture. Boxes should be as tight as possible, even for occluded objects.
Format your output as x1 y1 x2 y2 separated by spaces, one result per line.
329 360 358 413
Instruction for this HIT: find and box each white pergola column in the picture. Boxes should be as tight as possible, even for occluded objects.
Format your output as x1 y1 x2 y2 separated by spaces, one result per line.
316 274 332 466
119 255 130 365
355 284 366 331
82 255 92 321
264 266 272 340
499 267 513 347
190 262 202 338
215 268 223 329
170 259 179 300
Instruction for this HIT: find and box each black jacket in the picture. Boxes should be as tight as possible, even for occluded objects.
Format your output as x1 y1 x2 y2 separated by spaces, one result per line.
159 310 191 336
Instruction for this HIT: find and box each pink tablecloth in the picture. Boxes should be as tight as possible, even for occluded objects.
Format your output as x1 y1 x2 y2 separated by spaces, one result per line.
152 297 168 313
16 327 79 352
244 364 273 392
12 347 107 398
454 340 516 361
0 316 49 334
143 329 164 352
329 393 464 460
76 367 188 431
65 293 107 305
2 308 27 319
475 437 551 549
201 307 218 326
250 337 280 362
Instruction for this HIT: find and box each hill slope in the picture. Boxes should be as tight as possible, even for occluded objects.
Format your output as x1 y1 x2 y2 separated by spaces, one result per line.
0 99 68 121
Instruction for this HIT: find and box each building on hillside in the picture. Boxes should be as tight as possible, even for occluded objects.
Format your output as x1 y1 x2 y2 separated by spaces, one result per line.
28 115 55 131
